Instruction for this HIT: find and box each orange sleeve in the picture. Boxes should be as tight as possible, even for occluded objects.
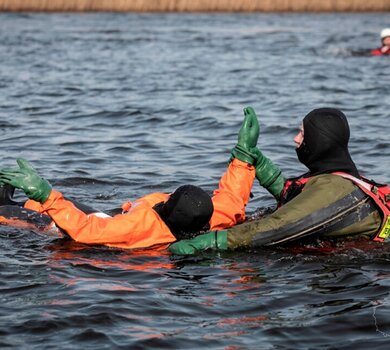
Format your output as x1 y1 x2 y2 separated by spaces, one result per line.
209 158 255 230
38 191 175 249
24 198 44 212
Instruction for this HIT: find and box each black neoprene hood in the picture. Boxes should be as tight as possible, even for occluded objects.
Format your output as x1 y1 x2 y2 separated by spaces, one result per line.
153 185 214 239
296 108 359 177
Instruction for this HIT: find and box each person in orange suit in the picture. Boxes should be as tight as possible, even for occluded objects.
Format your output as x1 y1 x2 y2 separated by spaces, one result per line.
0 107 260 249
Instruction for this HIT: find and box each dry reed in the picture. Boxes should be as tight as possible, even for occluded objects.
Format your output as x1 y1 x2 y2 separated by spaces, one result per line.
0 0 389 12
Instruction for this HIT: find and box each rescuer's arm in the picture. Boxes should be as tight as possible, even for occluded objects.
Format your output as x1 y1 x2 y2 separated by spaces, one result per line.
252 147 285 200
170 175 381 255
170 175 341 256
169 230 228 255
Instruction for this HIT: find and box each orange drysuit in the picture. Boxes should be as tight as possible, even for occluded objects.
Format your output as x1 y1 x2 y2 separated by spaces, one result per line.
24 159 255 249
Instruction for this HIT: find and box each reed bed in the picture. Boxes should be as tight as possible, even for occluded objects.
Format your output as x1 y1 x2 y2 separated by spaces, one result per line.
0 0 389 12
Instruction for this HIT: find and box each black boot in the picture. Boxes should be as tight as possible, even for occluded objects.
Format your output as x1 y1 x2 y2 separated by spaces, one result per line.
0 184 18 206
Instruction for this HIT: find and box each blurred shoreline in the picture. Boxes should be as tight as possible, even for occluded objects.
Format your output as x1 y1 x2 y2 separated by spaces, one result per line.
0 0 389 12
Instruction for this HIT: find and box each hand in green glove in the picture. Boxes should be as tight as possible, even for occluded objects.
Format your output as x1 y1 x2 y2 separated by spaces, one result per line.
0 158 52 203
252 148 285 199
169 230 228 255
231 106 260 165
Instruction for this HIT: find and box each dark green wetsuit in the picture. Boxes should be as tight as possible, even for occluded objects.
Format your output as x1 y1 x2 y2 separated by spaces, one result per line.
227 174 382 249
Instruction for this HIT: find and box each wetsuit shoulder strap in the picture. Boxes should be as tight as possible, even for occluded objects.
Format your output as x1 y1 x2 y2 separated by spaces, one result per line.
279 175 312 206
333 172 390 242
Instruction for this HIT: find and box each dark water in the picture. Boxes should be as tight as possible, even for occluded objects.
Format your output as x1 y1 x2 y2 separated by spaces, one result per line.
0 12 389 349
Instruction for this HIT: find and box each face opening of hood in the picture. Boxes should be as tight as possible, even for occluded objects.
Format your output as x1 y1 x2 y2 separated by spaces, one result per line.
296 108 359 177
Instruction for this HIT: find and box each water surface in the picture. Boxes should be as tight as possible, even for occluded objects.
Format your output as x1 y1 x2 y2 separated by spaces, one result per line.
0 12 389 349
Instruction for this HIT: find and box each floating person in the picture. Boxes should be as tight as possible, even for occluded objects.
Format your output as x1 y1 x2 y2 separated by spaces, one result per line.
169 108 390 255
370 28 390 55
0 108 260 249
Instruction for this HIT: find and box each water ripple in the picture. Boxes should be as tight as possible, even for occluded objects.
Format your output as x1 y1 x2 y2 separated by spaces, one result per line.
0 12 389 350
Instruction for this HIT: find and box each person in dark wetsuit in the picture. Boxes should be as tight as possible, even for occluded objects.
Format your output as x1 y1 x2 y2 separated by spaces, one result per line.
169 108 390 255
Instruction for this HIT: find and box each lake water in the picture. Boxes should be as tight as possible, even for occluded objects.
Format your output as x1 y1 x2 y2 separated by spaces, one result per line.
0 12 389 349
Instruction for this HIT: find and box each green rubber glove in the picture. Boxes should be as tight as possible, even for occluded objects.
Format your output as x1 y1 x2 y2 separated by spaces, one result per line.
0 158 52 203
169 230 228 255
231 106 260 165
252 148 285 199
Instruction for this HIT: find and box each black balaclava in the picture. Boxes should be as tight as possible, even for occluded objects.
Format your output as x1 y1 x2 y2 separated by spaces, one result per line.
153 185 214 239
296 108 359 177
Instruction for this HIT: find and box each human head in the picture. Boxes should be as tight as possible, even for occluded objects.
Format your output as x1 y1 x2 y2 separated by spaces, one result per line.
295 108 359 177
380 28 390 46
153 185 214 240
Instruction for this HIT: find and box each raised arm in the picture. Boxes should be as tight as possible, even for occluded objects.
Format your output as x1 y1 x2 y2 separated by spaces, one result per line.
209 107 258 229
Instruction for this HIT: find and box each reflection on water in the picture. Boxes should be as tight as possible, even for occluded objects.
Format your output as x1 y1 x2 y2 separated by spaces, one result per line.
0 12 389 350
